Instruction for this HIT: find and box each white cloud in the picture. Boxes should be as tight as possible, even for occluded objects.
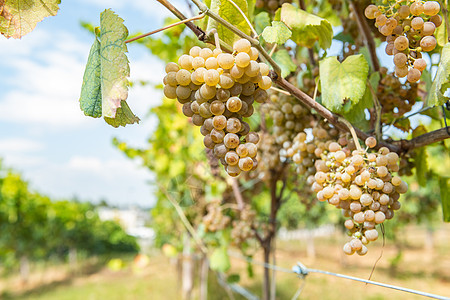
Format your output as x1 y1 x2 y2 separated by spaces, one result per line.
0 138 45 152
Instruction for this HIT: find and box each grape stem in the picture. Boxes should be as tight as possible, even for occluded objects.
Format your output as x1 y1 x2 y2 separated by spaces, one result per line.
125 13 206 44
339 117 363 152
209 29 221 50
189 0 283 76
270 86 291 96
224 0 258 37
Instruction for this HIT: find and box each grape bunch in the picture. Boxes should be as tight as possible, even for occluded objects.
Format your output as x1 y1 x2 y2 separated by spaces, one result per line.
163 39 272 177
282 122 340 177
255 0 292 12
309 137 408 255
262 93 313 146
365 1 442 83
376 67 418 130
202 199 231 232
230 205 256 247
249 132 283 181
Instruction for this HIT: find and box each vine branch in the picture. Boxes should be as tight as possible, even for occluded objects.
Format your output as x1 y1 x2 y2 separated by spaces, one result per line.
349 0 380 71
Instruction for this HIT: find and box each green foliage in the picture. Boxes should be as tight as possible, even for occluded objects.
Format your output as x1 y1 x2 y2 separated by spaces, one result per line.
261 21 291 44
254 12 270 34
0 0 60 39
439 176 450 222
278 3 333 49
79 9 139 127
206 0 252 46
426 43 450 107
272 49 297 78
319 54 369 113
210 247 231 272
415 147 428 187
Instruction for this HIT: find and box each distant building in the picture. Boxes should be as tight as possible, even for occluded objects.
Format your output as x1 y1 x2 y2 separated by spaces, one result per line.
98 207 155 241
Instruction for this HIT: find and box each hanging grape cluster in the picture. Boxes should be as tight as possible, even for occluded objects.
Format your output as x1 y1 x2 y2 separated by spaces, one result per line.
282 122 340 177
230 205 256 247
163 39 272 177
309 137 408 255
202 199 231 232
251 132 283 181
376 67 418 130
262 93 313 146
365 1 442 82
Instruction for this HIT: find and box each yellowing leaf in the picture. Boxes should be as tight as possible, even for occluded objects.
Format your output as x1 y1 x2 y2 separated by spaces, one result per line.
426 43 450 107
319 54 369 113
262 21 292 44
100 9 130 119
207 0 251 46
279 3 333 49
0 0 60 39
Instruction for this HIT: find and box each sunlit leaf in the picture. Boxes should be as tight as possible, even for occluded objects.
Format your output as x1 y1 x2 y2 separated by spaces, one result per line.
272 49 296 78
0 0 60 39
207 0 251 46
254 12 270 34
426 43 450 107
319 54 369 113
279 3 333 49
104 100 139 128
210 247 230 272
261 21 292 44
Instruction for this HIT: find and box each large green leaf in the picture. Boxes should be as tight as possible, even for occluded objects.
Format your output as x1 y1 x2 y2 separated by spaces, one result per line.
319 54 369 113
207 0 251 46
261 21 292 45
0 0 60 39
210 247 231 272
342 72 378 130
426 43 450 107
439 176 450 222
79 9 139 127
273 49 296 78
80 37 102 118
415 147 428 187
278 3 333 49
435 22 448 47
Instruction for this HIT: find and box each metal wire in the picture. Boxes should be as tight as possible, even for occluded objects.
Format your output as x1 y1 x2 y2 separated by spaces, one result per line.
228 251 450 300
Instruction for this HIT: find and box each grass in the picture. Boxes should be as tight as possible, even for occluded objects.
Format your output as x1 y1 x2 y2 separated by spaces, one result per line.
1 224 450 299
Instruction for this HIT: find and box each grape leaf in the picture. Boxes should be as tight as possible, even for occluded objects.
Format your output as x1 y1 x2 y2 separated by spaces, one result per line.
207 0 251 46
435 22 448 47
319 54 369 113
210 247 230 272
439 176 450 222
0 0 60 39
262 21 292 44
254 12 270 34
79 37 102 118
426 43 450 107
278 3 333 49
342 72 378 130
273 49 296 78
79 9 139 127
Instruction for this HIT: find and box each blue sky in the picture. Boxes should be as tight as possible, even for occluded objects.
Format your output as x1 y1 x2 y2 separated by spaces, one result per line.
0 0 189 208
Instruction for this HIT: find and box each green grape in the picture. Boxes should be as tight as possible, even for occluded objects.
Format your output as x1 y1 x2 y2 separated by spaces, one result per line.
420 36 437 51
233 38 251 53
259 63 270 76
163 85 177 99
165 62 180 73
398 5 410 18
212 115 227 130
235 52 251 68
192 56 205 69
224 133 240 149
238 157 254 171
200 84 216 100
192 114 205 126
199 48 213 60
254 88 269 103
189 46 201 57
199 102 213 118
182 103 194 117
249 47 259 61
178 54 193 70
176 69 191 86
219 73 234 89
176 86 191 100
422 21 436 36
211 128 225 143
227 117 242 133
225 151 239 165
259 76 272 90
423 1 440 15
411 17 424 30
430 14 442 27
216 88 231 102
364 4 379 19
244 60 260 77
210 100 225 115
395 66 408 78
226 97 243 112
205 57 219 69
245 142 257 158
394 36 409 51
204 69 220 86
217 53 235 69
203 134 215 149
241 82 256 96
407 67 422 83
376 14 387 26
410 1 424 15
214 143 228 158
230 65 245 79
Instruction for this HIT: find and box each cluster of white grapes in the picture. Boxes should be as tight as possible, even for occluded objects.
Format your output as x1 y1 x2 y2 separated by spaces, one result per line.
261 93 313 146
309 137 408 255
163 39 272 176
231 205 256 247
365 1 441 82
281 122 340 177
202 199 231 232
